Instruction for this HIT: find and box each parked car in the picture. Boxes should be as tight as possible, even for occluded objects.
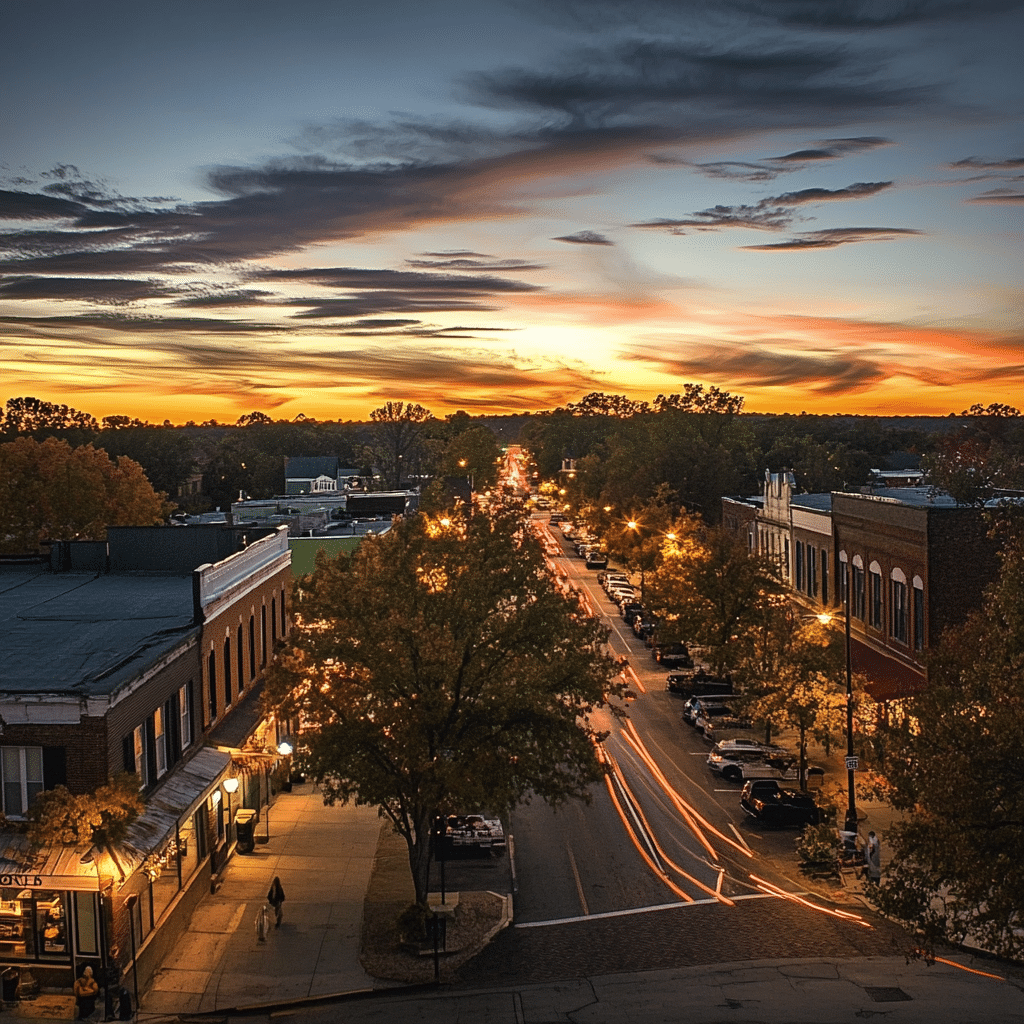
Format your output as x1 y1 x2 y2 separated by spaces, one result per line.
585 552 608 569
600 572 630 590
693 698 752 741
660 649 695 670
707 739 793 781
666 671 733 698
634 617 658 641
654 642 691 665
440 813 507 855
740 780 820 827
620 602 644 624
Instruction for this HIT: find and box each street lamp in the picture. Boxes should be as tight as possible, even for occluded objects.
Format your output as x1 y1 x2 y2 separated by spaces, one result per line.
124 894 140 1015
843 566 859 834
223 777 239 845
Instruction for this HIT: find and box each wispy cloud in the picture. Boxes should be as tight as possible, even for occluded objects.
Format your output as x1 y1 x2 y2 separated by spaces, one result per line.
553 230 613 245
965 189 1024 204
741 226 923 249
633 182 893 233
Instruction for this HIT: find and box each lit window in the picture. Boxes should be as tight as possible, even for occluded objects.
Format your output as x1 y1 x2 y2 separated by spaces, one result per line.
180 683 192 750
154 708 167 778
869 562 883 630
133 724 149 788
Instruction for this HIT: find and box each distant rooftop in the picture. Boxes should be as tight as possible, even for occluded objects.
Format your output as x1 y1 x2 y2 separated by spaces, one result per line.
791 493 833 512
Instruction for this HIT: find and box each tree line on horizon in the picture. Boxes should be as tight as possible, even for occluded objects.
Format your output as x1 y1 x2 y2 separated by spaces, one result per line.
2 392 1022 532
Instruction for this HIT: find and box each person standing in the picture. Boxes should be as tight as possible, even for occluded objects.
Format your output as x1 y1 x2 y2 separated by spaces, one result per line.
864 830 882 884
267 876 286 928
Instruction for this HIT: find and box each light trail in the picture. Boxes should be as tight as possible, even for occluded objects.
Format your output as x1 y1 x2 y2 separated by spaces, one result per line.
620 719 754 860
748 874 872 928
931 957 1005 981
624 663 645 694
598 746 695 903
606 752 735 906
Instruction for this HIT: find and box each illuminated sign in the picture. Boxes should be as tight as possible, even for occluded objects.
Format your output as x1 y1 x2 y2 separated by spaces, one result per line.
0 874 45 888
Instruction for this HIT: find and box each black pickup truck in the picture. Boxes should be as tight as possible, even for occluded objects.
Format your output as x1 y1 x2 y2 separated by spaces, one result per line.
740 780 820 827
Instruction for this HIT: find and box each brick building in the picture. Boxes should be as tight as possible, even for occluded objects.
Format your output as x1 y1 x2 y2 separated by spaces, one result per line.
0 525 291 997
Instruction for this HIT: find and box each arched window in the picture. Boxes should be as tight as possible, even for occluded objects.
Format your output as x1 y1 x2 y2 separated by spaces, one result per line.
237 625 245 693
271 598 278 644
868 560 883 629
890 568 908 643
249 615 257 679
223 638 232 710
851 555 866 620
913 575 925 652
208 650 218 723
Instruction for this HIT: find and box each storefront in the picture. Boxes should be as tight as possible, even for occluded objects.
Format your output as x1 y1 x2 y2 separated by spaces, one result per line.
0 747 232 996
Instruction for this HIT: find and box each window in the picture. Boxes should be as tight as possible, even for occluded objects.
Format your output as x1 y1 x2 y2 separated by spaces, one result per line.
852 559 866 620
133 724 149 788
237 625 245 694
223 639 232 709
914 576 925 651
795 542 804 590
154 707 167 778
208 650 218 721
839 555 848 608
1 746 44 818
820 549 829 605
180 683 193 750
280 587 287 636
869 562 883 630
806 545 816 597
271 598 278 644
261 606 267 666
891 576 908 643
248 616 256 680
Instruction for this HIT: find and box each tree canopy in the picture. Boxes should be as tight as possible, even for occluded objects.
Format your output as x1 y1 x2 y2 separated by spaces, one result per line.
265 501 625 905
0 436 167 553
870 507 1024 958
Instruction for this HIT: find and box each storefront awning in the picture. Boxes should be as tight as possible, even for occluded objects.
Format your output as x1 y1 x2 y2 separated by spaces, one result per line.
0 747 231 892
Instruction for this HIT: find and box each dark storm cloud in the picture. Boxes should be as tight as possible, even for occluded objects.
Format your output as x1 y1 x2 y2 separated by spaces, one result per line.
741 226 923 249
0 276 176 304
629 340 889 394
728 0 1017 28
553 230 613 245
633 182 892 233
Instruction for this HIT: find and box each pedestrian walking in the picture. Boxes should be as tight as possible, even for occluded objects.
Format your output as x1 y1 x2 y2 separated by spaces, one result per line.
255 903 271 942
864 830 881 884
267 876 286 928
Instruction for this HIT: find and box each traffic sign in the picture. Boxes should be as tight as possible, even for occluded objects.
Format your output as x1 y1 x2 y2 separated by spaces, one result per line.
845 755 859 771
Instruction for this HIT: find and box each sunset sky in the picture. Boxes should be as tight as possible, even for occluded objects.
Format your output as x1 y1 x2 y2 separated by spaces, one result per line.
2 0 1022 424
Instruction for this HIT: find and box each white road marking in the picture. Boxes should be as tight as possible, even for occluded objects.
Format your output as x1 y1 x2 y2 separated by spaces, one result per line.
514 892 778 928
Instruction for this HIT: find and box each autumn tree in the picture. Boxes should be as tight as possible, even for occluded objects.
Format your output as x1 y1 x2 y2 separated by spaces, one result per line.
647 525 784 677
735 606 851 789
1 396 98 442
870 506 1024 958
439 424 501 492
26 774 144 848
0 437 167 553
368 401 434 488
264 501 624 907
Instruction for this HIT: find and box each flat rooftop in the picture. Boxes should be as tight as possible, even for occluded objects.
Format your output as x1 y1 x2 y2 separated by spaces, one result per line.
0 565 198 698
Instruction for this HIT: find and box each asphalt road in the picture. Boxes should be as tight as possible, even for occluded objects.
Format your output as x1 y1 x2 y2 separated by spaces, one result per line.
446 517 913 988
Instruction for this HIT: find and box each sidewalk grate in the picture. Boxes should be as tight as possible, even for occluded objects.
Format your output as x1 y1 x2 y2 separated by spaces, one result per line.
864 986 912 1002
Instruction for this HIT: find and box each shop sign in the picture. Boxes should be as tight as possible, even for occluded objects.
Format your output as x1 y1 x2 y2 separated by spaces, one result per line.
0 874 45 887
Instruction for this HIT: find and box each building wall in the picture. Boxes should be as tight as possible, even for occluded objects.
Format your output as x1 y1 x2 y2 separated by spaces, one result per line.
0 715 108 794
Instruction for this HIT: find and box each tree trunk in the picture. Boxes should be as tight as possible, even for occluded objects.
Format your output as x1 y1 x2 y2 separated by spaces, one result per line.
407 811 435 907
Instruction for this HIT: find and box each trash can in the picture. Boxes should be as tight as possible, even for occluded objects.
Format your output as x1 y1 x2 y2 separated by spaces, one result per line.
234 808 258 854
2 967 19 1003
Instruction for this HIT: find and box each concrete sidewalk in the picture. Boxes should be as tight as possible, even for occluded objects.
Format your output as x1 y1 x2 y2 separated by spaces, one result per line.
143 783 386 1016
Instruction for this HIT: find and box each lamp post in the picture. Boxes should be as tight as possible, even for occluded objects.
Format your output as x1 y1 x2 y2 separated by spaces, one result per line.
124 894 140 1016
843 563 858 834
223 777 239 846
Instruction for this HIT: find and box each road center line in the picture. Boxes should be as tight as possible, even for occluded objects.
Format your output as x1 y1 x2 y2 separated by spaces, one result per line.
514 892 779 928
566 842 590 917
